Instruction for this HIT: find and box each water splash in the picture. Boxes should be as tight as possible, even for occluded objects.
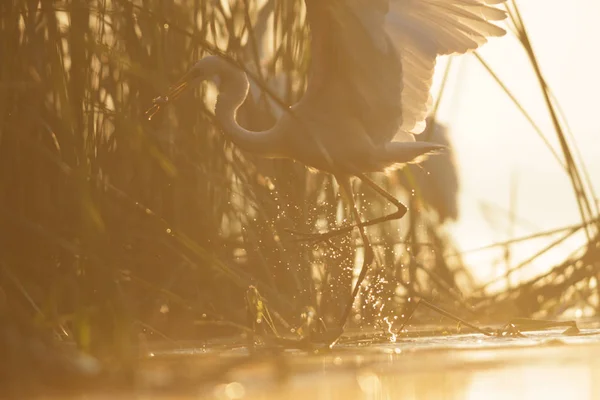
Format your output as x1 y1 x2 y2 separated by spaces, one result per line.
383 316 397 343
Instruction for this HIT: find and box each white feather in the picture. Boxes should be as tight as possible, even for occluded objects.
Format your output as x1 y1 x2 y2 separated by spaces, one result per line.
385 0 507 136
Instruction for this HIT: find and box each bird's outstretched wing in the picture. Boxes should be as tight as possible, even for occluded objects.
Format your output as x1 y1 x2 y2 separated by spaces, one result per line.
387 0 507 137
302 0 401 148
302 0 507 145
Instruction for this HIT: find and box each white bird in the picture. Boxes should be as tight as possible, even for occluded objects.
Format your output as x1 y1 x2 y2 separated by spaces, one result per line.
147 0 507 338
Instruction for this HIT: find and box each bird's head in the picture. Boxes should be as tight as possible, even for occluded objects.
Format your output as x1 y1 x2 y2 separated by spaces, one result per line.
145 56 223 120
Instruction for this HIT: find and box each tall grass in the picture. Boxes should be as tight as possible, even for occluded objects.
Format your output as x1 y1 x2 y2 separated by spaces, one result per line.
2 0 595 372
465 0 600 320
0 0 470 363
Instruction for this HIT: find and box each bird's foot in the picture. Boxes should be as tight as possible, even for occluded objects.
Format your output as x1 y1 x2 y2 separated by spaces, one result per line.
309 326 344 347
285 226 354 244
284 229 328 244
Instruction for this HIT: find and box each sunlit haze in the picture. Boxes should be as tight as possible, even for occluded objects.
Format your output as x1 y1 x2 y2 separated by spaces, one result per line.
431 1 600 285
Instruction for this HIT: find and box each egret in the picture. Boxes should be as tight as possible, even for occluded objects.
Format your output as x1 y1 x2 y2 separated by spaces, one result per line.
146 0 507 338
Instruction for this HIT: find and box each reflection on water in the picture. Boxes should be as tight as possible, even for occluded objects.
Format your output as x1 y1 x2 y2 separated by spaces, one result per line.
243 350 599 400
223 331 600 400
44 330 600 400
467 365 592 400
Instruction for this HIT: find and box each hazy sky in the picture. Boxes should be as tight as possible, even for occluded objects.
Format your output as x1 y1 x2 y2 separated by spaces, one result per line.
433 1 600 282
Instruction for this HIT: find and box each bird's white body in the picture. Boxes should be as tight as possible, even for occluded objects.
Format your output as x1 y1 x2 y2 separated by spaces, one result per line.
152 0 507 177
148 0 508 333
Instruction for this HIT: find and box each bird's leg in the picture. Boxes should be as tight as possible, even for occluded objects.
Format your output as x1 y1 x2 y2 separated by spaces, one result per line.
336 176 374 330
289 173 407 243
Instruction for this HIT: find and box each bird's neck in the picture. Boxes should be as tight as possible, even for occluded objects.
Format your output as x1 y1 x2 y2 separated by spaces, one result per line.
214 66 285 157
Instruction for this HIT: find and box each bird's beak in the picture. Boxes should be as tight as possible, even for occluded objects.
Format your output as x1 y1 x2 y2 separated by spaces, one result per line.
144 71 195 121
